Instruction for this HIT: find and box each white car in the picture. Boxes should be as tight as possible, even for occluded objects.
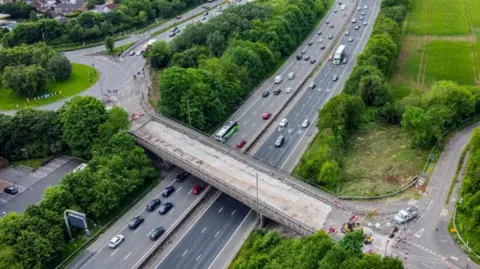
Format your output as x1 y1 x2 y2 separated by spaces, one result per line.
136 51 142 56
318 38 324 43
285 87 293 93
301 119 309 128
129 51 135 56
364 5 368 9
108 235 125 249
363 21 367 26
217 7 222 11
274 75 283 84
351 18 356 23
345 31 349 36
279 118 288 128
288 72 295 80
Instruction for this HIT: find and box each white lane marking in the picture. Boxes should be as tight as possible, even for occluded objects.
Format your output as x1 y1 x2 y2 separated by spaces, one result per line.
218 206 223 213
450 256 458 261
0 199 8 203
111 249 119 256
124 252 132 260
201 227 207 233
215 231 220 237
414 228 424 238
176 186 182 193
231 210 236 216
182 250 188 257
196 254 202 261
420 263 434 269
168 208 175 215
188 189 192 195
426 200 433 210
134 227 142 233
416 215 423 223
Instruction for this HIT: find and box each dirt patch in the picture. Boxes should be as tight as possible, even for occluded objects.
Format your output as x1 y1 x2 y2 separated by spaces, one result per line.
0 179 12 189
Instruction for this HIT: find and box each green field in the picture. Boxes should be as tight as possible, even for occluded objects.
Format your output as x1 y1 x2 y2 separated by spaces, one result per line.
466 0 480 27
0 64 98 111
340 122 428 196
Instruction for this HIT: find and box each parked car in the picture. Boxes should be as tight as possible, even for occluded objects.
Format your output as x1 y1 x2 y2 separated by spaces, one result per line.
128 216 144 230
149 227 165 241
176 171 189 182
204 11 209 15
348 37 354 42
146 198 161 212
317 31 322 35
192 184 202 195
345 31 349 36
394 206 419 224
352 18 356 23
301 49 307 55
162 186 175 197
330 24 334 29
108 235 125 248
3 186 18 195
318 38 324 43
158 202 174 215
236 139 246 148
129 51 135 56
363 21 367 26
168 32 176 37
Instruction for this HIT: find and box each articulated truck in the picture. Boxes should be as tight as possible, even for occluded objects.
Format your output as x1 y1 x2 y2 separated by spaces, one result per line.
333 45 346 65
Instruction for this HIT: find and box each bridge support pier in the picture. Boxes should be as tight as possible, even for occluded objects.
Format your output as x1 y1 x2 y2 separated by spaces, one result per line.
257 213 269 229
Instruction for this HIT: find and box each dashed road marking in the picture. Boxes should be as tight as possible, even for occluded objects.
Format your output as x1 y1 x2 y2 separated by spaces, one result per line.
182 250 188 257
124 252 131 260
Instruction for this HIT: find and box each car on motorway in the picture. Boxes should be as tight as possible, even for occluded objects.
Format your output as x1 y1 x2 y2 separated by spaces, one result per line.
364 5 368 9
307 82 316 90
345 31 349 36
4 186 18 195
361 11 365 15
168 32 176 37
262 112 271 120
202 5 209 9
288 72 295 80
204 11 209 15
317 31 322 35
285 87 293 93
301 49 307 55
320 45 326 50
343 12 347 17
176 15 182 19
303 55 310 61
273 88 281 95
342 57 348 64
146 198 161 212
176 170 189 182
333 74 339 81
330 24 334 29
171 26 178 32
348 37 354 42
328 35 333 40
136 51 142 56
274 135 285 147
149 227 165 241
202 16 207 20
158 202 174 215
262 91 270 98
162 186 175 197
129 51 135 56
108 235 125 249
274 75 283 84
296 54 302 60
308 40 313 46
326 21 330 24
355 25 360 30
279 118 288 127
352 18 356 23
217 6 222 11
128 216 144 230
328 55 333 61
318 38 324 43
192 184 202 195
310 58 316 64
236 139 246 148
357 7 361 11
360 16 364 21
301 119 310 128
363 21 367 26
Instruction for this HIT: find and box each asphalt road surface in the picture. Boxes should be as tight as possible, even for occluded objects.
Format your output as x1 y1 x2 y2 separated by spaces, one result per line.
156 193 250 269
224 0 357 148
252 0 379 169
79 172 206 269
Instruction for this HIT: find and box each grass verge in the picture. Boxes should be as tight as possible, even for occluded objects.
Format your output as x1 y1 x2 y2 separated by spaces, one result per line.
12 157 52 169
445 146 469 204
0 64 99 111
105 41 135 56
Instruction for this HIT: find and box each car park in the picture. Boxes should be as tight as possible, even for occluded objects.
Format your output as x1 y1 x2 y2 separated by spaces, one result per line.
176 170 189 182
192 184 202 195
308 40 313 46
328 55 333 61
274 75 283 84
3 186 18 195
274 135 285 147
310 59 316 64
146 198 161 212
149 227 165 241
128 216 144 230
279 118 288 127
158 202 173 215
307 82 316 90
162 186 175 197
262 91 270 98
318 38 323 43
285 87 293 93
304 55 310 61
262 112 271 120
273 88 281 95
348 37 354 42
288 72 295 80
301 119 310 128
236 139 247 148
108 235 125 249
333 74 339 81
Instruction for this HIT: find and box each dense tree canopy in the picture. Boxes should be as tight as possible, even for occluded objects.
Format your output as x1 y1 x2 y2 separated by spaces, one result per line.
0 2 35 19
47 54 72 81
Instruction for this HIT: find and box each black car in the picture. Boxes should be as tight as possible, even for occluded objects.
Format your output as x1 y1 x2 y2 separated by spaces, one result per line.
310 59 316 64
328 35 333 40
176 171 189 182
3 186 18 195
146 198 161 212
320 45 326 50
296 54 302 60
273 88 281 95
162 186 175 197
168 32 176 37
204 11 209 16
171 27 178 32
262 91 270 98
149 227 165 241
330 24 334 29
158 202 174 215
128 216 144 229
303 55 310 61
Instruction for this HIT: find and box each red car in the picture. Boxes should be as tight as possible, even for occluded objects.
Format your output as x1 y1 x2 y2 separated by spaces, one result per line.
176 15 182 19
262 112 271 120
192 184 202 195
236 139 246 148
328 55 333 61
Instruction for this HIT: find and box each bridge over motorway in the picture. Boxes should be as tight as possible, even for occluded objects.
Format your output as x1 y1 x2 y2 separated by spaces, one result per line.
130 111 335 236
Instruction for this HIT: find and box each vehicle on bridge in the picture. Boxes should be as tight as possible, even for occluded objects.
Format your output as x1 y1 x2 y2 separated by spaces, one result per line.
333 45 346 65
394 205 419 224
215 120 238 142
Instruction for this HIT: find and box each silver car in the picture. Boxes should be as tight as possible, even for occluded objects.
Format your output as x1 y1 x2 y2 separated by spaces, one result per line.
301 119 309 128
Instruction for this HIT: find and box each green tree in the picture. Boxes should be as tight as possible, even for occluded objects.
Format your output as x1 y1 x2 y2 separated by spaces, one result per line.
339 230 364 257
206 30 226 57
145 40 172 68
2 65 47 97
105 36 114 52
401 106 440 148
94 107 130 148
59 96 108 158
317 94 365 138
318 160 341 188
47 54 72 81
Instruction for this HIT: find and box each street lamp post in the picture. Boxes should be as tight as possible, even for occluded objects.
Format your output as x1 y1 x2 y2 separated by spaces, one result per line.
384 239 390 256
